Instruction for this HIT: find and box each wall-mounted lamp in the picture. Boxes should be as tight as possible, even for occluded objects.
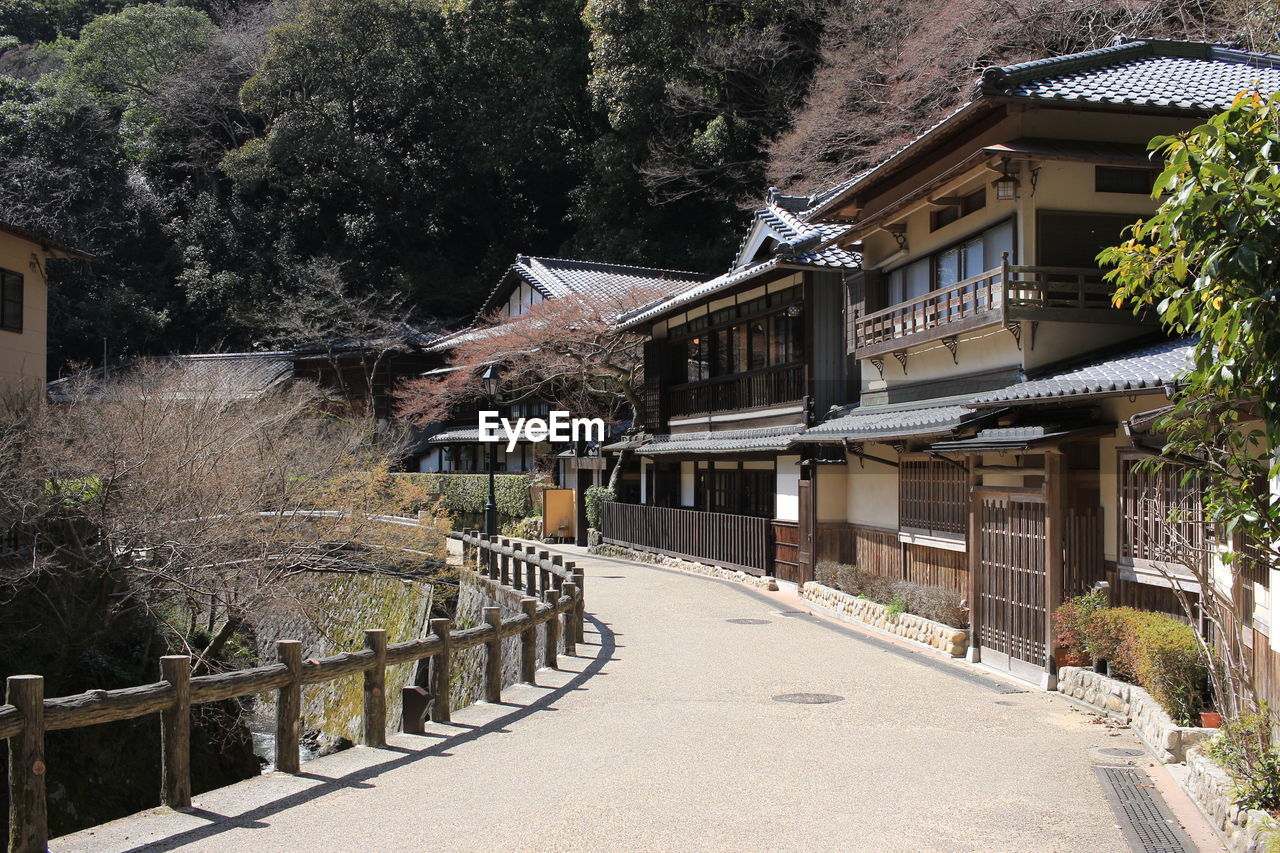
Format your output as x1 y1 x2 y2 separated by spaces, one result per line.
992 157 1019 201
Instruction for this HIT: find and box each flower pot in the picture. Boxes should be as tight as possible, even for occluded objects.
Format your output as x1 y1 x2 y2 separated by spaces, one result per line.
1200 711 1222 729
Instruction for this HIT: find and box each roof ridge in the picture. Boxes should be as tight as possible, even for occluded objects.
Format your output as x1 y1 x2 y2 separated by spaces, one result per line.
518 254 704 278
982 40 1157 93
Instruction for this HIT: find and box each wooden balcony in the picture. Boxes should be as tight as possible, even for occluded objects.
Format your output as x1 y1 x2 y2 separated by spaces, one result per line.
668 363 804 418
853 263 1148 358
599 501 774 575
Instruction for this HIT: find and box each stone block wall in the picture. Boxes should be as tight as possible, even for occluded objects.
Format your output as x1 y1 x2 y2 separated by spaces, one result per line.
1057 666 1213 762
590 544 778 590
1184 746 1274 853
801 582 969 657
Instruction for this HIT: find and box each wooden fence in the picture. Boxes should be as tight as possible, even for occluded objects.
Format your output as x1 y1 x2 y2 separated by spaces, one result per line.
599 501 773 575
1 530 583 853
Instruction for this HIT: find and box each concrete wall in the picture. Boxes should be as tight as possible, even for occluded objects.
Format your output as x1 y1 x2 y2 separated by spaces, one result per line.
0 231 49 388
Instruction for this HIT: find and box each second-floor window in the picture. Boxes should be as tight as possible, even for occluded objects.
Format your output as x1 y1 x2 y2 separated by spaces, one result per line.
672 286 803 384
1 269 22 332
881 219 1013 310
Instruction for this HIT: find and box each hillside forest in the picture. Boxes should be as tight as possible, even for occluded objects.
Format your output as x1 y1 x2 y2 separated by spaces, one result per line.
1 0 1276 373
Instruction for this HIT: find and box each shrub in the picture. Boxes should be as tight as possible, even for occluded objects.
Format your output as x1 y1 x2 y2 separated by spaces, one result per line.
1082 607 1138 674
812 561 967 627
584 486 615 530
1126 616 1208 726
501 516 543 540
1208 707 1280 812
395 473 533 518
1055 591 1107 667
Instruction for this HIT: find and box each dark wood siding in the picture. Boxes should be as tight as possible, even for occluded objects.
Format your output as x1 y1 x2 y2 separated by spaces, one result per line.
808 270 847 416
642 339 667 430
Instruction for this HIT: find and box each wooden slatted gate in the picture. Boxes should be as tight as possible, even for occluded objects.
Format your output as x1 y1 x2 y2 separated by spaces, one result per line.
978 492 1048 683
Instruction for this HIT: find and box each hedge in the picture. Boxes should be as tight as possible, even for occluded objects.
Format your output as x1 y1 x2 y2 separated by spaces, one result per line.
394 473 533 519
1055 595 1209 725
584 486 615 530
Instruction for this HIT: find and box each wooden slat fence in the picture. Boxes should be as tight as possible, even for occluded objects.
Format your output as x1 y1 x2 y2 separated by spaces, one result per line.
772 521 800 583
599 501 773 575
1063 506 1105 598
903 544 967 595
1 529 583 853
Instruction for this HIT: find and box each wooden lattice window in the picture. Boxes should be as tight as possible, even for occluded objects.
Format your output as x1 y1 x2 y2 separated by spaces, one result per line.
900 457 966 538
1118 453 1206 569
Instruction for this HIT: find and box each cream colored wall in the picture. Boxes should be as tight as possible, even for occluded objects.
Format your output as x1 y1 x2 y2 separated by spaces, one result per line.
862 324 1021 391
776 455 800 521
845 446 899 528
0 233 48 388
1024 322 1157 372
679 461 695 506
815 465 847 522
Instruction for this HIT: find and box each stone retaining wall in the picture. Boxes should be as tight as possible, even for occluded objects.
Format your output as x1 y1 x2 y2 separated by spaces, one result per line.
589 544 778 590
1184 746 1274 853
1057 666 1213 762
801 582 969 657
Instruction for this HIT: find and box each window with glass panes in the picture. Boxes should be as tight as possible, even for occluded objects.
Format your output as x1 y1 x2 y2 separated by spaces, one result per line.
669 285 803 384
0 269 22 332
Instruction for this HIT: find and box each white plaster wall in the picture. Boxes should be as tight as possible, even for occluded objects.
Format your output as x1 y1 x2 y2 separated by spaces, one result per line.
846 446 899 528
816 466 848 522
776 455 800 521
640 458 649 504
680 461 695 507
863 326 1021 391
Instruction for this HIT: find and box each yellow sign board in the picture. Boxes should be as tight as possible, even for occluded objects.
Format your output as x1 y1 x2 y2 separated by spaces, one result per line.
542 489 576 540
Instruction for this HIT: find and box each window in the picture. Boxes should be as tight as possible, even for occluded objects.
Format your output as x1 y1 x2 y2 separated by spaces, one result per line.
899 457 966 538
671 286 804 383
930 189 986 231
934 235 984 289
1 269 22 332
705 466 774 517
880 219 1013 311
1096 166 1157 195
1119 453 1206 569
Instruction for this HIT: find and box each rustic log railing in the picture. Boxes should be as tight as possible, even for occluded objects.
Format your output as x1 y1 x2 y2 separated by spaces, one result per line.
599 500 773 575
1 529 583 853
852 260 1139 356
668 363 804 417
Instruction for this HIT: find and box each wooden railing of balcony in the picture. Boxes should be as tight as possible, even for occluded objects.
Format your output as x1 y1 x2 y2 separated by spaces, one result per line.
668 362 804 417
852 261 1132 357
599 501 774 575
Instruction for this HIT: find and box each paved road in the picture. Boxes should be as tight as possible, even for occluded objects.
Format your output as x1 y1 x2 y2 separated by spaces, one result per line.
58 546 1180 852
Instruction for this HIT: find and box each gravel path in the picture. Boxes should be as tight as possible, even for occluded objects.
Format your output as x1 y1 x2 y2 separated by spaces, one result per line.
55 545 1154 852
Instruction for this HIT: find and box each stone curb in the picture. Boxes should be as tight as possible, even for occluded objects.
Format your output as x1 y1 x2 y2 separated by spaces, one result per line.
1056 666 1213 763
1183 746 1275 853
588 544 779 590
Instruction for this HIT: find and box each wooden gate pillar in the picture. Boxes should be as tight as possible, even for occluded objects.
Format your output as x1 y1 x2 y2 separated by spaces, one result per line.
966 453 981 664
1043 449 1067 690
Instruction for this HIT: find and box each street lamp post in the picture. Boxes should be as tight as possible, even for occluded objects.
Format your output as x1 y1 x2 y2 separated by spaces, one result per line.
481 365 501 544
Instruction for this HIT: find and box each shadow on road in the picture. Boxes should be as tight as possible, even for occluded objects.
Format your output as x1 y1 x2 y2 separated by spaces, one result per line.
120 614 617 853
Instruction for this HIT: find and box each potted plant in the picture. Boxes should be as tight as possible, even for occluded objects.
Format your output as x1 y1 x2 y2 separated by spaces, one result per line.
1200 709 1222 728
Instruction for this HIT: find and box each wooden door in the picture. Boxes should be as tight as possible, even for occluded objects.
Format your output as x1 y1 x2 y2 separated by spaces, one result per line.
797 478 814 584
978 492 1047 683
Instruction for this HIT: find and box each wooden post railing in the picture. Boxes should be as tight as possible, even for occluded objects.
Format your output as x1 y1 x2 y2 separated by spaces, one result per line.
0 527 583 853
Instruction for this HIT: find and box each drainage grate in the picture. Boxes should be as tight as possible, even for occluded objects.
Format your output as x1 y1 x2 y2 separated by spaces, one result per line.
1094 766 1197 853
727 618 771 625
772 693 844 704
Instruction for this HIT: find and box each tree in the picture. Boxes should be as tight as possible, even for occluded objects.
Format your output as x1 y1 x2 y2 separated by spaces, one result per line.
1102 91 1280 720
0 363 449 675
395 285 663 489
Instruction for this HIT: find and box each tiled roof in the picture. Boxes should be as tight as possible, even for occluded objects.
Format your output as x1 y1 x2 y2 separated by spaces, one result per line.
47 352 296 401
982 40 1280 110
809 39 1280 218
795 401 979 442
621 425 805 456
969 337 1195 405
0 218 92 259
476 256 704 321
930 424 1103 452
621 242 860 329
424 427 481 444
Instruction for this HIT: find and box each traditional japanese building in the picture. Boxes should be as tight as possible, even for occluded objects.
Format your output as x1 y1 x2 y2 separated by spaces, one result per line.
602 38 1280 687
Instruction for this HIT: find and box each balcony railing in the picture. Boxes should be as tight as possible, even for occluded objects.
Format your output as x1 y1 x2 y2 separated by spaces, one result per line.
668 362 804 418
853 262 1141 356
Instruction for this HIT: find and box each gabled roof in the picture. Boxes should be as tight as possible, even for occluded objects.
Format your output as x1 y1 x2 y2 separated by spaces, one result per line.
810 38 1280 219
47 352 296 402
475 255 704 322
979 39 1280 110
969 336 1195 406
0 219 92 260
